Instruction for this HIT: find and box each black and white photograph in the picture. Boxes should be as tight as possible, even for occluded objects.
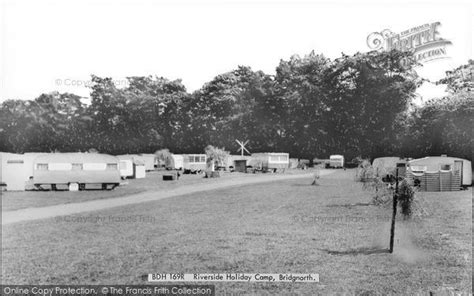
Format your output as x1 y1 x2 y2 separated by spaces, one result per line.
1 0 472 295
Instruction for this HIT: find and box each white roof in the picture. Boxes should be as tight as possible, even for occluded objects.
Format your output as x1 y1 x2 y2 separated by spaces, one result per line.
34 153 119 163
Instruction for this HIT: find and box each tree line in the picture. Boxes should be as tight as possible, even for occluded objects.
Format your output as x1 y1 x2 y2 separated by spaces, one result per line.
1 51 472 162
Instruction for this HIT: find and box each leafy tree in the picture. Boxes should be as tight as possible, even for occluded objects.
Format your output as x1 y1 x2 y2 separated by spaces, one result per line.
204 145 230 171
184 66 275 153
437 59 473 93
274 51 331 157
155 148 173 168
0 92 89 152
401 60 474 161
88 75 187 154
320 50 418 160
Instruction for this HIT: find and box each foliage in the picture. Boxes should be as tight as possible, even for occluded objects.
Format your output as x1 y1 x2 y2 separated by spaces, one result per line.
204 145 230 169
358 158 417 213
355 159 375 182
355 159 393 205
397 179 416 219
401 92 473 160
0 54 470 164
155 148 173 167
436 59 473 93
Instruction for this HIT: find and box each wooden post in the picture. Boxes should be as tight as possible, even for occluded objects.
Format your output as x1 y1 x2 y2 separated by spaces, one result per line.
311 168 320 185
389 168 399 253
439 170 442 192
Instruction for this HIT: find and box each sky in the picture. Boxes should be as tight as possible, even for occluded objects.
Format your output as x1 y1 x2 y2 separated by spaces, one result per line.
0 0 472 103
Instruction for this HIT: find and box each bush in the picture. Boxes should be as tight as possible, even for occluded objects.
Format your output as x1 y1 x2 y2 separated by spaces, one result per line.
155 148 173 167
204 145 230 170
355 159 376 182
397 179 416 219
356 158 395 205
355 158 417 213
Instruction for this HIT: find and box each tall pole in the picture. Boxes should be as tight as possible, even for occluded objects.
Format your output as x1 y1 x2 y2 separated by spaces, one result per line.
389 168 399 253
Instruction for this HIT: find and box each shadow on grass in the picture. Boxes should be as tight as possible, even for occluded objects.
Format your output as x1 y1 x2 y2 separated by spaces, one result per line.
320 247 389 256
291 183 319 187
326 202 373 208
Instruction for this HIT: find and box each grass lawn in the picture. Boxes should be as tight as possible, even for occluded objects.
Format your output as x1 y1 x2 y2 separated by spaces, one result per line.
2 170 306 212
1 170 471 295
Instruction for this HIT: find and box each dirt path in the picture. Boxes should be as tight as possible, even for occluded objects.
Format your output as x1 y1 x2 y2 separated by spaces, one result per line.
2 170 335 225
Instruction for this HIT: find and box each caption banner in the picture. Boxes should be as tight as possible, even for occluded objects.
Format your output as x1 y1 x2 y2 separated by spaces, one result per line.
148 273 319 283
1 285 215 296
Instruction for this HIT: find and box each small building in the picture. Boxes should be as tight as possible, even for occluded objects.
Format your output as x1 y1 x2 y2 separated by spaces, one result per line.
250 153 290 171
129 155 147 179
234 160 247 172
226 155 252 171
182 154 207 171
133 159 146 179
33 153 121 190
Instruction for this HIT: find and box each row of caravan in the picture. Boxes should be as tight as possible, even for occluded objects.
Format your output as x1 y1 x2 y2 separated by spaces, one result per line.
0 152 293 191
0 153 168 191
165 153 292 172
0 153 148 191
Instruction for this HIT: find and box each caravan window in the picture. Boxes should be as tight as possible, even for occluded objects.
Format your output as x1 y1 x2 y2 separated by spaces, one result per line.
72 163 83 170
188 155 205 163
269 155 288 162
440 164 451 171
36 163 48 170
106 163 118 170
7 159 24 164
49 163 72 171
83 163 107 171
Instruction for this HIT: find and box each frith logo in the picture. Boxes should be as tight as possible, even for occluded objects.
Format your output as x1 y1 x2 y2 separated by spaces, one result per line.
367 22 452 64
